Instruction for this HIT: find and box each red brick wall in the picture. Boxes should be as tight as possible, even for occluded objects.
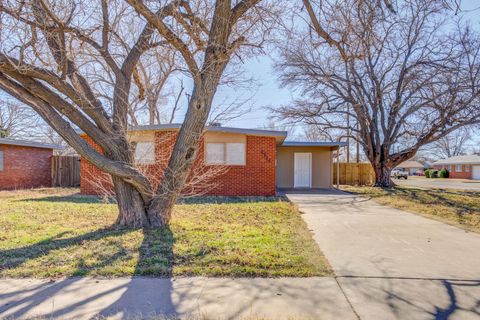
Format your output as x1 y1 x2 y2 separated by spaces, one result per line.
0 145 52 190
433 164 472 179
80 131 277 196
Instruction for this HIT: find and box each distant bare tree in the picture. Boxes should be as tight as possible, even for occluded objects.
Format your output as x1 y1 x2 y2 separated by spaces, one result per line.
430 128 472 159
0 99 40 138
274 0 480 187
0 0 277 228
303 124 335 141
126 46 180 126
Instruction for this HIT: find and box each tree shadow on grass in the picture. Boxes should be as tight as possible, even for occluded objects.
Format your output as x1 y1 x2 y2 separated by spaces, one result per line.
18 194 287 206
0 226 176 319
0 227 130 271
178 195 286 205
392 187 479 216
98 228 176 318
14 194 108 204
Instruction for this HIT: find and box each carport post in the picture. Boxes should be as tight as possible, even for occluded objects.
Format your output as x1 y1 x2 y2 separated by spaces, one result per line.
336 148 340 189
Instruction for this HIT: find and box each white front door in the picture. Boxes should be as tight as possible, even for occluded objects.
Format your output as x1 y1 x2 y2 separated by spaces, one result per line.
472 165 480 180
294 153 312 188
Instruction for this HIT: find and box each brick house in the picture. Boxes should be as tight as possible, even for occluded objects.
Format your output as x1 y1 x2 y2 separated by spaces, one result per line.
0 139 61 190
80 124 346 196
433 155 480 180
395 160 426 176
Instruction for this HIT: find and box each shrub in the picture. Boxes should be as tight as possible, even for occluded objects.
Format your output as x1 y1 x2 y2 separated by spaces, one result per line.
439 168 449 178
425 169 432 178
430 170 439 178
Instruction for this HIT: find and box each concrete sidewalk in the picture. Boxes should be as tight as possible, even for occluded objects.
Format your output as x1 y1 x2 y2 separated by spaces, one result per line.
287 191 480 319
0 277 357 320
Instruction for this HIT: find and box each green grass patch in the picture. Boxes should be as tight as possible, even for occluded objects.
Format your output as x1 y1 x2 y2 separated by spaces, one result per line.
0 189 331 278
342 185 480 233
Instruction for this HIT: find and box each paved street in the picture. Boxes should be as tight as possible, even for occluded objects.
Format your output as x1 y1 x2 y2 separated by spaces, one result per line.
395 176 480 191
288 190 480 320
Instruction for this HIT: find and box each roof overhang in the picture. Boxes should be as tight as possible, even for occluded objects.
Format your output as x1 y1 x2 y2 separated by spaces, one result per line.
433 161 480 165
279 141 348 150
433 155 480 166
0 138 62 150
84 124 289 144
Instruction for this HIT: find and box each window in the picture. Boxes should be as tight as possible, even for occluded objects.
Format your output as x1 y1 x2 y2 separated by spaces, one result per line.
456 164 462 172
447 165 452 172
226 143 246 165
134 141 155 164
0 151 3 171
205 143 225 164
466 165 470 172
205 142 246 165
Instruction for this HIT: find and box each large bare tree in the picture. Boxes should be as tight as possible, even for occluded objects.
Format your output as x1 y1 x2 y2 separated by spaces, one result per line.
0 0 274 228
274 0 480 187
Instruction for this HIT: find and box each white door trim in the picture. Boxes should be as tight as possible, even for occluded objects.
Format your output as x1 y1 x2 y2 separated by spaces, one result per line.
294 152 312 188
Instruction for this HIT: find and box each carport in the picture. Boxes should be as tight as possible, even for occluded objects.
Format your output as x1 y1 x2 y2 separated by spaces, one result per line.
276 141 347 190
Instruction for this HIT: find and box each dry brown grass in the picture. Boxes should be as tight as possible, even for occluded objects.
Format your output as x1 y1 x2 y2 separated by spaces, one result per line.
342 185 480 233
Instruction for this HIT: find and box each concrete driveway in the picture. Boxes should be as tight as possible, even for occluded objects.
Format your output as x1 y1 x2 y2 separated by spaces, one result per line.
395 176 480 191
287 190 480 320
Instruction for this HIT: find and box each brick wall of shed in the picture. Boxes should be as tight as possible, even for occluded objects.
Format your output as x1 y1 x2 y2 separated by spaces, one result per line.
80 131 277 196
0 145 52 190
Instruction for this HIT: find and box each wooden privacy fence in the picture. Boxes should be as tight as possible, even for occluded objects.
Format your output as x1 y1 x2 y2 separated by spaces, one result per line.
52 156 80 187
333 162 375 186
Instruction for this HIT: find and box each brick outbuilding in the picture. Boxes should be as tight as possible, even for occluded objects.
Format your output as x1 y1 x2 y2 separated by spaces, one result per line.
80 124 346 196
0 139 61 190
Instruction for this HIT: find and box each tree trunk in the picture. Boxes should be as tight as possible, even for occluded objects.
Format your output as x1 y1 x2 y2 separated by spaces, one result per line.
112 177 151 228
148 86 213 225
373 162 394 188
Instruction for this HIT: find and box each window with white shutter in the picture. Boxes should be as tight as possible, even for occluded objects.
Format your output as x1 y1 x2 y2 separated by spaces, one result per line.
226 143 246 165
205 142 246 165
0 151 3 171
206 143 225 164
135 142 155 164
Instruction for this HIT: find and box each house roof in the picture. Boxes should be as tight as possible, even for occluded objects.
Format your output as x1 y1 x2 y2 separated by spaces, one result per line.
280 141 348 149
396 160 424 169
0 138 62 150
130 124 288 140
433 155 480 165
79 124 349 147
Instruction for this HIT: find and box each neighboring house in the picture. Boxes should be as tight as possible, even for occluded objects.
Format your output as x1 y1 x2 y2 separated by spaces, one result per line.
395 160 425 176
433 155 480 180
0 138 61 190
80 124 347 196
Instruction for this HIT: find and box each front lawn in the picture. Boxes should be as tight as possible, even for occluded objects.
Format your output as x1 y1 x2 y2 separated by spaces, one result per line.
342 185 480 233
0 189 331 278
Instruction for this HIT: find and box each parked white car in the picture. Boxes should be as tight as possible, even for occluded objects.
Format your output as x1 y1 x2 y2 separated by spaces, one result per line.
391 169 408 179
